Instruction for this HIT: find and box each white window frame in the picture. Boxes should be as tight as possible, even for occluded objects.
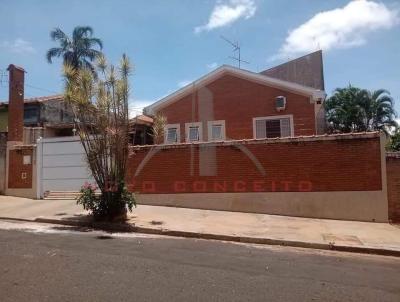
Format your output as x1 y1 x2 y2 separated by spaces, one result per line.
207 120 226 141
164 124 180 144
252 114 294 139
185 122 203 142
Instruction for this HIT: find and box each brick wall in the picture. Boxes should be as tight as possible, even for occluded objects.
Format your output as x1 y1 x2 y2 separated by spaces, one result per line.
387 153 400 223
127 134 382 194
158 75 317 141
8 148 33 189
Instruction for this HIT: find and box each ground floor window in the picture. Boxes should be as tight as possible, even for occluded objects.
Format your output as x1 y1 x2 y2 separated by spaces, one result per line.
207 120 226 141
253 115 293 139
185 122 203 142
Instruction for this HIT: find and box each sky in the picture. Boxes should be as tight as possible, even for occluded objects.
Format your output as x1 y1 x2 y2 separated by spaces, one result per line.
0 0 399 119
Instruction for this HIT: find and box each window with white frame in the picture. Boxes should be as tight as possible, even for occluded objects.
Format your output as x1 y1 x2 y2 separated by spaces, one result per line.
164 124 180 144
253 115 293 139
207 120 226 141
185 122 202 142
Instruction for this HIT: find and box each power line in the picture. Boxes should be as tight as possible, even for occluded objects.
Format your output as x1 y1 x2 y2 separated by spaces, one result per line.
0 76 59 95
25 84 59 94
0 69 8 87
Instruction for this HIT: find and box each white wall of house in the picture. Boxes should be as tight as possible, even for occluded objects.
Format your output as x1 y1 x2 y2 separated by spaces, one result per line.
36 136 94 198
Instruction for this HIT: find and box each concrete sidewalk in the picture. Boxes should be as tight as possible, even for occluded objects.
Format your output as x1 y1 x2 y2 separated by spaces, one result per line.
0 195 399 256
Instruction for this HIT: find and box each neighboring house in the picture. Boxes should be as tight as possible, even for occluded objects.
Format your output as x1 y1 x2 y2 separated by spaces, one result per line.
0 105 7 132
145 56 326 144
130 115 154 145
0 95 75 138
0 95 153 145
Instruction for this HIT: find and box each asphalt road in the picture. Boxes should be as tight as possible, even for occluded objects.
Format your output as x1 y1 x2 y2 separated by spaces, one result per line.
0 223 399 302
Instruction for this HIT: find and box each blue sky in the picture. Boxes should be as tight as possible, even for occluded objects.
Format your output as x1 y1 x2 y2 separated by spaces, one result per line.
1 0 399 118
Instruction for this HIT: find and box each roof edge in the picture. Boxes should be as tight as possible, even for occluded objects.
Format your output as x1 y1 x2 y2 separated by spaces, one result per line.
144 65 326 115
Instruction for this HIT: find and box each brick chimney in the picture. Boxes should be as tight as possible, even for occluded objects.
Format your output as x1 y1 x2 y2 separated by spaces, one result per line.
7 64 25 143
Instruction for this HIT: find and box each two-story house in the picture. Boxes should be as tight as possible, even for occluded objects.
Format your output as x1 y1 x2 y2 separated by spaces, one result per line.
0 95 153 144
0 95 75 138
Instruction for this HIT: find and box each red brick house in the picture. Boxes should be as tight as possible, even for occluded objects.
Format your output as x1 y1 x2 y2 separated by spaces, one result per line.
144 65 326 143
133 58 400 223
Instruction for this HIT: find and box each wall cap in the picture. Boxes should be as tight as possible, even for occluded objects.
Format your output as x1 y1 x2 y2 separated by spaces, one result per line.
386 152 400 159
132 131 381 150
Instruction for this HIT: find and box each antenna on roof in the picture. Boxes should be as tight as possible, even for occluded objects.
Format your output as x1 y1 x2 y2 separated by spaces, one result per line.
220 35 249 69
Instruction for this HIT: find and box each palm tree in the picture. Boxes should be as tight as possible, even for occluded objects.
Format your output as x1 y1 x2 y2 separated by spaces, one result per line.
325 85 397 134
362 89 398 133
46 26 103 74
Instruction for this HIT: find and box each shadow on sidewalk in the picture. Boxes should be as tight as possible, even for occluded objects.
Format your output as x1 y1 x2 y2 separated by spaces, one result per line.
37 213 137 233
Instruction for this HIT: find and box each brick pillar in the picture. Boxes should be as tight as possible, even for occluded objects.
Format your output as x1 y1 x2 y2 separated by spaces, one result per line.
7 64 25 143
386 154 400 223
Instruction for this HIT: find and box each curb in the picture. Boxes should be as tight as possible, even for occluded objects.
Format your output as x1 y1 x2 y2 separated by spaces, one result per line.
2 216 400 257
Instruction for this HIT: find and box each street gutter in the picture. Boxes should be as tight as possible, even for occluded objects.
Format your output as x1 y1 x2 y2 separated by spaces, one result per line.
0 216 396 257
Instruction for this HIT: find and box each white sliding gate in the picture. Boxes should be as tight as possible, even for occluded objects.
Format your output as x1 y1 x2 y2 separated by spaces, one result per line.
36 136 94 198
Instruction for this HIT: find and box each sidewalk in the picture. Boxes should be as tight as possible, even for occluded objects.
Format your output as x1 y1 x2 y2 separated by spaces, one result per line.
0 195 399 256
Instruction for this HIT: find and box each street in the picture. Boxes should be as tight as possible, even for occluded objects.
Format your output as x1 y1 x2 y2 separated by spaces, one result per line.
0 221 399 302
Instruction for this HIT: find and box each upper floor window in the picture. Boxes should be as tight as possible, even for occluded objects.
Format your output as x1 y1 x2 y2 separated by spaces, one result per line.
208 120 226 141
253 115 293 139
185 122 202 142
23 106 39 124
164 124 180 144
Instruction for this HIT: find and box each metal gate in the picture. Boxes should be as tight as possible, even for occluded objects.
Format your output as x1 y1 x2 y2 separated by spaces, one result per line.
36 136 94 198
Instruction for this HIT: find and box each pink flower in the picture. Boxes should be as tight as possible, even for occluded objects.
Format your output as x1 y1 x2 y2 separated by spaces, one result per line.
82 182 97 191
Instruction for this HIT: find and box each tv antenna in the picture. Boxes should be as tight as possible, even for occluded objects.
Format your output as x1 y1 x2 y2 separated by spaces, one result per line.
220 35 249 69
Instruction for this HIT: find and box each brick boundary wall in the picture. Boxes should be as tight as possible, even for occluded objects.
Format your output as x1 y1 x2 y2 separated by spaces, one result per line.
127 132 382 194
8 147 33 189
386 152 400 223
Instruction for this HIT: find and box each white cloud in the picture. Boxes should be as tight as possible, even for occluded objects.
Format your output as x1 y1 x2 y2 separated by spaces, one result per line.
0 38 36 54
271 0 399 61
207 62 218 69
129 99 154 117
195 0 256 33
177 80 192 88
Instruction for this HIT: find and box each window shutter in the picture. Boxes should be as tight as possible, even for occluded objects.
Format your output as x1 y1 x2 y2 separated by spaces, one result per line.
255 119 266 139
280 118 291 137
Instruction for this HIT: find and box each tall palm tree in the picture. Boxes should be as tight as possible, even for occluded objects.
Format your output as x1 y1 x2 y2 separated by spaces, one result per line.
46 26 103 74
362 89 398 133
325 85 397 134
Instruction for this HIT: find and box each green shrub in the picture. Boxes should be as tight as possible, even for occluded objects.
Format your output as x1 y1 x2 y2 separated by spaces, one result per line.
76 182 136 220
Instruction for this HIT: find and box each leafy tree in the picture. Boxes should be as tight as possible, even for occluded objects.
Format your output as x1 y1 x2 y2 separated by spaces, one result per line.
64 54 135 220
325 85 397 134
388 129 400 151
47 26 103 74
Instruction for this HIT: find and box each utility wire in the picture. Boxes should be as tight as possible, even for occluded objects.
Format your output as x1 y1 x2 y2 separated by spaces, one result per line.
25 84 59 94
